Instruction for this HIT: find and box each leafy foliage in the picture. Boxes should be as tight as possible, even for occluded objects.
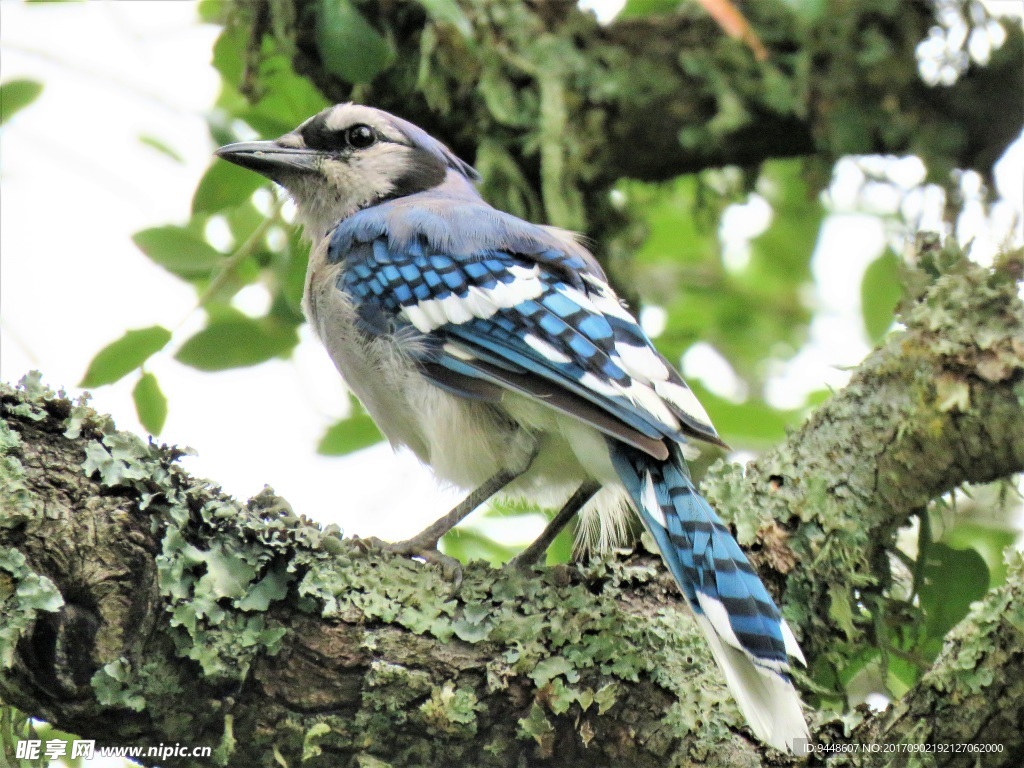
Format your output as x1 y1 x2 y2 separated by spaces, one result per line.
57 0 1021 729
0 79 43 125
79 327 171 388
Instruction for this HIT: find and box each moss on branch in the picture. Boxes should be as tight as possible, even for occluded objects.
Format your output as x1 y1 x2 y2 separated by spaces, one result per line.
1 248 1022 766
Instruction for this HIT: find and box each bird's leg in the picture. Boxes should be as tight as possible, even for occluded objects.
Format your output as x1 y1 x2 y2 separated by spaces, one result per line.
385 468 522 555
370 449 538 583
509 481 601 571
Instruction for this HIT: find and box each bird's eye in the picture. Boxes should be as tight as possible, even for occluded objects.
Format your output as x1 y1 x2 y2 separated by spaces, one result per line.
345 124 376 149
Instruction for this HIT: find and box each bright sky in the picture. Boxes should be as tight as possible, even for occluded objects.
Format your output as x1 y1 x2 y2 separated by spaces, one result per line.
0 1 471 546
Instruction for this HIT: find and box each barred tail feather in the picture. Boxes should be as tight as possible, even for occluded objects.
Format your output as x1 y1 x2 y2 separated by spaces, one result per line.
695 614 809 752
610 442 810 752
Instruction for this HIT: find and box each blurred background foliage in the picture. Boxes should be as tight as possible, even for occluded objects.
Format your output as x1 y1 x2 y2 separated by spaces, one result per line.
2 0 1023 745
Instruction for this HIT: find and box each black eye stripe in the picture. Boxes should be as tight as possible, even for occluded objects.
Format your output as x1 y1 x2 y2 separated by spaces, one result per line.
301 118 381 152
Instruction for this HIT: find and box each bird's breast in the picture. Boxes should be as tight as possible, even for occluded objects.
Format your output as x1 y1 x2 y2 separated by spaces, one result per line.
303 243 534 488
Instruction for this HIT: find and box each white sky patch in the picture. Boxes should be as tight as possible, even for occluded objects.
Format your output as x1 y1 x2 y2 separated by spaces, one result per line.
577 0 626 24
764 214 883 409
639 304 667 339
682 342 747 403
231 284 273 318
266 225 288 252
719 193 772 274
204 215 234 252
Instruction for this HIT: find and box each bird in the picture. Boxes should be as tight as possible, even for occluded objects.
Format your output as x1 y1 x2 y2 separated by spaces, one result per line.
216 103 810 751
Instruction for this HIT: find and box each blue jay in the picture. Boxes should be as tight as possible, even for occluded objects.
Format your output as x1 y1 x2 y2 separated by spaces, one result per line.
216 104 809 751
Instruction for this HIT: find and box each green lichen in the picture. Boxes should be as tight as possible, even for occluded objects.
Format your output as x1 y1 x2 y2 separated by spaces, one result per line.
0 421 36 526
91 658 147 712
517 701 553 747
0 548 64 669
302 722 332 761
418 681 480 738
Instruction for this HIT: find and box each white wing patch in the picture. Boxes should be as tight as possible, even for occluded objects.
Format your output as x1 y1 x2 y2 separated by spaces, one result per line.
620 380 680 429
653 380 713 428
572 278 716 435
523 334 572 364
397 257 716 443
612 341 670 382
400 264 543 332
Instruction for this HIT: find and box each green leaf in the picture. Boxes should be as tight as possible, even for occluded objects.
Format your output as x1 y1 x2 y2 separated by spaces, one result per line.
686 384 804 446
317 413 383 455
545 520 574 565
942 522 1016 586
197 0 226 23
0 79 44 125
175 311 298 371
133 226 223 279
211 23 247 87
133 372 168 434
413 0 472 36
241 52 331 136
918 542 990 640
193 159 269 215
861 249 903 343
139 134 184 163
317 0 396 84
441 526 519 567
618 0 680 18
80 326 172 387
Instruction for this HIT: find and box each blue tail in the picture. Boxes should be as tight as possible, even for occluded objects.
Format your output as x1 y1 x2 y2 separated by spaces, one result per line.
609 442 809 751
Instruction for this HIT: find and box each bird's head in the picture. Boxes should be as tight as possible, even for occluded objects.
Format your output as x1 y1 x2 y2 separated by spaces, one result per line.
216 103 479 239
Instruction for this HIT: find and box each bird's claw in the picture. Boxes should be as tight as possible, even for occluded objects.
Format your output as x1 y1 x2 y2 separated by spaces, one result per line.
507 545 547 574
357 535 464 590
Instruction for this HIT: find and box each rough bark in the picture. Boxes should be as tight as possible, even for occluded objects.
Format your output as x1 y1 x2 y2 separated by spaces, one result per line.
232 0 1023 238
1 245 1022 767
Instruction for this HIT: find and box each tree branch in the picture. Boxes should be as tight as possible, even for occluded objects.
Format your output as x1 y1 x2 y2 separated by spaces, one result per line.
237 0 1024 235
1 246 1022 765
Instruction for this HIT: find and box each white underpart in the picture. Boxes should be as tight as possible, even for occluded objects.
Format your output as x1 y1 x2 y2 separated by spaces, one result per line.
399 265 543 332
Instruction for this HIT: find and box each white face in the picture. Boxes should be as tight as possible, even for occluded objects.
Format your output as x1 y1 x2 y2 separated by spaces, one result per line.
271 104 448 239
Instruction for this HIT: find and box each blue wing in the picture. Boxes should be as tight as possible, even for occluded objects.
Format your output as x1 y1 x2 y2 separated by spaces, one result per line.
328 198 723 459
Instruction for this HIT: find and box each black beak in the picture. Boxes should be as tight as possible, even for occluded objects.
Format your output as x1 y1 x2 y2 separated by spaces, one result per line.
215 140 320 180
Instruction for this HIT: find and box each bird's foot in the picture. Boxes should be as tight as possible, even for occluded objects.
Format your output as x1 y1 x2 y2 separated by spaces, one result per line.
506 540 549 573
357 535 464 589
